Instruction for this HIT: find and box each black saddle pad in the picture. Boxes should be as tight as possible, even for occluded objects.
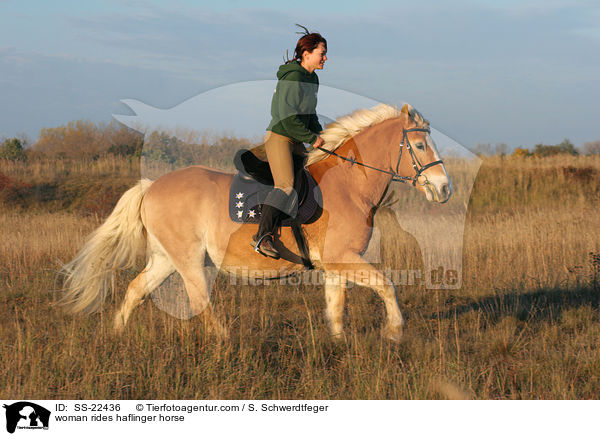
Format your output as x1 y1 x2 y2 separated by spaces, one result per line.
229 150 321 225
233 148 306 185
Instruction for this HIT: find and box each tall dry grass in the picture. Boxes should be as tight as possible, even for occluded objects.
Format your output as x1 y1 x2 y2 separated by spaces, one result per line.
1 154 599 399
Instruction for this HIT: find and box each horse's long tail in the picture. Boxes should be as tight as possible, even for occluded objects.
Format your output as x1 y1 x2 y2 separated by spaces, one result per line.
58 179 153 314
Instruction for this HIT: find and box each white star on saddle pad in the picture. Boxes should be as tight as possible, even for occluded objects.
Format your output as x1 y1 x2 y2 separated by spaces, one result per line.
236 201 244 208
235 192 244 199
248 210 256 218
236 210 243 219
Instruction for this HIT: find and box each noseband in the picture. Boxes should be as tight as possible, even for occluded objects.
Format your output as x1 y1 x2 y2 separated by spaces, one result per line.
315 126 445 186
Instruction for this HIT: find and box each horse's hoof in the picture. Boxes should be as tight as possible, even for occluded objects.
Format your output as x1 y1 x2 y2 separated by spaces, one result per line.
330 331 346 343
384 324 403 342
113 314 126 335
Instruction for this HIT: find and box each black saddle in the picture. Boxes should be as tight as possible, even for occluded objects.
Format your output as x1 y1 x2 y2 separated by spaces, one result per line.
229 149 322 225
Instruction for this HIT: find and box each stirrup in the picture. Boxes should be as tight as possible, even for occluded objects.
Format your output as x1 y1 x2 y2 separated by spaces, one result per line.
253 233 272 252
251 233 280 259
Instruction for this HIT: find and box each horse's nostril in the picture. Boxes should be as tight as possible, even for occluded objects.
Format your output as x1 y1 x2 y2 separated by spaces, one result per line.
440 183 450 198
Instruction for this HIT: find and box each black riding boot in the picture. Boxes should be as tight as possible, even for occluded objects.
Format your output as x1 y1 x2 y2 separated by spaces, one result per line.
252 188 297 259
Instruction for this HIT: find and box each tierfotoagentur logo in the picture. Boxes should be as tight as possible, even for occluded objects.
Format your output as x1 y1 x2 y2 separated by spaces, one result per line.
2 402 50 433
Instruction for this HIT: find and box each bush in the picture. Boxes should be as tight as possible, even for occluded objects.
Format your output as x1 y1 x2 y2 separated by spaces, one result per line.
0 138 27 161
532 139 579 157
512 147 531 158
0 171 32 206
107 140 143 158
33 120 145 159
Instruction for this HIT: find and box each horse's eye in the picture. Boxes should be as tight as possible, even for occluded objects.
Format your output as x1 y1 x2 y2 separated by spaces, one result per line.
415 142 425 150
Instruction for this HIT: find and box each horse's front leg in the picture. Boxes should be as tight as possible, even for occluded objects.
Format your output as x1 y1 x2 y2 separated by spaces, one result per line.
324 271 348 340
324 254 404 342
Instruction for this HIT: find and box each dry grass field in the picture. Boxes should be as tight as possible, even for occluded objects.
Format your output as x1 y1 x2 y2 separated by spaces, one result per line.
1 153 599 399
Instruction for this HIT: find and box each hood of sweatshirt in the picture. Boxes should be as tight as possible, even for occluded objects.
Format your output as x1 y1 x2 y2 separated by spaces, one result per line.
276 61 315 80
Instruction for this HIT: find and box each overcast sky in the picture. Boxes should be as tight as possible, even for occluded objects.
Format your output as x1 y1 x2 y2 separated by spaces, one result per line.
1 0 599 150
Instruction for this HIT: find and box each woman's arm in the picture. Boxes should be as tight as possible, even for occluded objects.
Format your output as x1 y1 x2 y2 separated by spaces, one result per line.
308 114 323 136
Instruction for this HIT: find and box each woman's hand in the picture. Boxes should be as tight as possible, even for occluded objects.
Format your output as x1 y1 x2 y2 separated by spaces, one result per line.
312 136 325 149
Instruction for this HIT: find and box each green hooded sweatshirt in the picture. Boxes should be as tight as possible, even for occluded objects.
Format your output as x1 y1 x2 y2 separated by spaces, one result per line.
266 61 323 145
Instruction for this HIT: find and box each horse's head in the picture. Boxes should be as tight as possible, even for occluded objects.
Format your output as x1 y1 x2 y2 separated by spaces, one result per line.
396 104 452 203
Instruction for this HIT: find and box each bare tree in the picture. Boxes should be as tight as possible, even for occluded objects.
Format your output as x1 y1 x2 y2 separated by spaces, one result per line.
583 140 600 155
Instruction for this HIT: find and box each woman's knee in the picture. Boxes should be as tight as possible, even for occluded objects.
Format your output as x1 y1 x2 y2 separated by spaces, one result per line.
277 185 294 196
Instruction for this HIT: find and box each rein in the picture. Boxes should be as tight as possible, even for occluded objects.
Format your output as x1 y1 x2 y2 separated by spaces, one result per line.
315 127 444 186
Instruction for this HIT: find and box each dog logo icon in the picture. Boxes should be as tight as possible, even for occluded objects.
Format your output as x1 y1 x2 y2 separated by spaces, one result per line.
3 402 50 433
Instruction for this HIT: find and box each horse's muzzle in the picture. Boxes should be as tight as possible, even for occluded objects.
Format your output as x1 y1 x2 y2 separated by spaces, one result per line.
424 179 452 203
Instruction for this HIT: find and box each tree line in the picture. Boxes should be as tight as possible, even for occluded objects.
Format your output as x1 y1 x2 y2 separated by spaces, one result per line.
0 120 143 161
475 139 600 158
0 120 253 167
1 119 599 162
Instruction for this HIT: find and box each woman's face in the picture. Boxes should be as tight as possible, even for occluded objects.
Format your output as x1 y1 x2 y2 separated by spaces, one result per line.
302 42 327 72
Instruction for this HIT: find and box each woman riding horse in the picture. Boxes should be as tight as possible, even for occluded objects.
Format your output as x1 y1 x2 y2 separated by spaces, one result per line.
251 25 327 259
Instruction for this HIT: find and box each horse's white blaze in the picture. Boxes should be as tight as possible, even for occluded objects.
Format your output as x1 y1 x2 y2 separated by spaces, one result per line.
424 133 452 203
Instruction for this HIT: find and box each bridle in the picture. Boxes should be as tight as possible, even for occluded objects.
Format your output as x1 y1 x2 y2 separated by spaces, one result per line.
315 126 445 186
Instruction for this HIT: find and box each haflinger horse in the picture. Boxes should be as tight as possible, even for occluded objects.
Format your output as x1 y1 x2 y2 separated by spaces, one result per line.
59 103 451 342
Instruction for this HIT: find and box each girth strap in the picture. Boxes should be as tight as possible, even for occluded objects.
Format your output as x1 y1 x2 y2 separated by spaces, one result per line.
291 221 314 270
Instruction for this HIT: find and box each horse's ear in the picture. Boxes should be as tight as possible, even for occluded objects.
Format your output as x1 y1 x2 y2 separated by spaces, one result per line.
400 104 414 119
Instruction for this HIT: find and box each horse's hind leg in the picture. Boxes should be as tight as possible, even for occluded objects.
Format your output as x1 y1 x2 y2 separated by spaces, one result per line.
114 249 174 333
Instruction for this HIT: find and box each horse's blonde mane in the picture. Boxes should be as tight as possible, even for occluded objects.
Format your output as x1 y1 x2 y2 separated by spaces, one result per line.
306 103 428 166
